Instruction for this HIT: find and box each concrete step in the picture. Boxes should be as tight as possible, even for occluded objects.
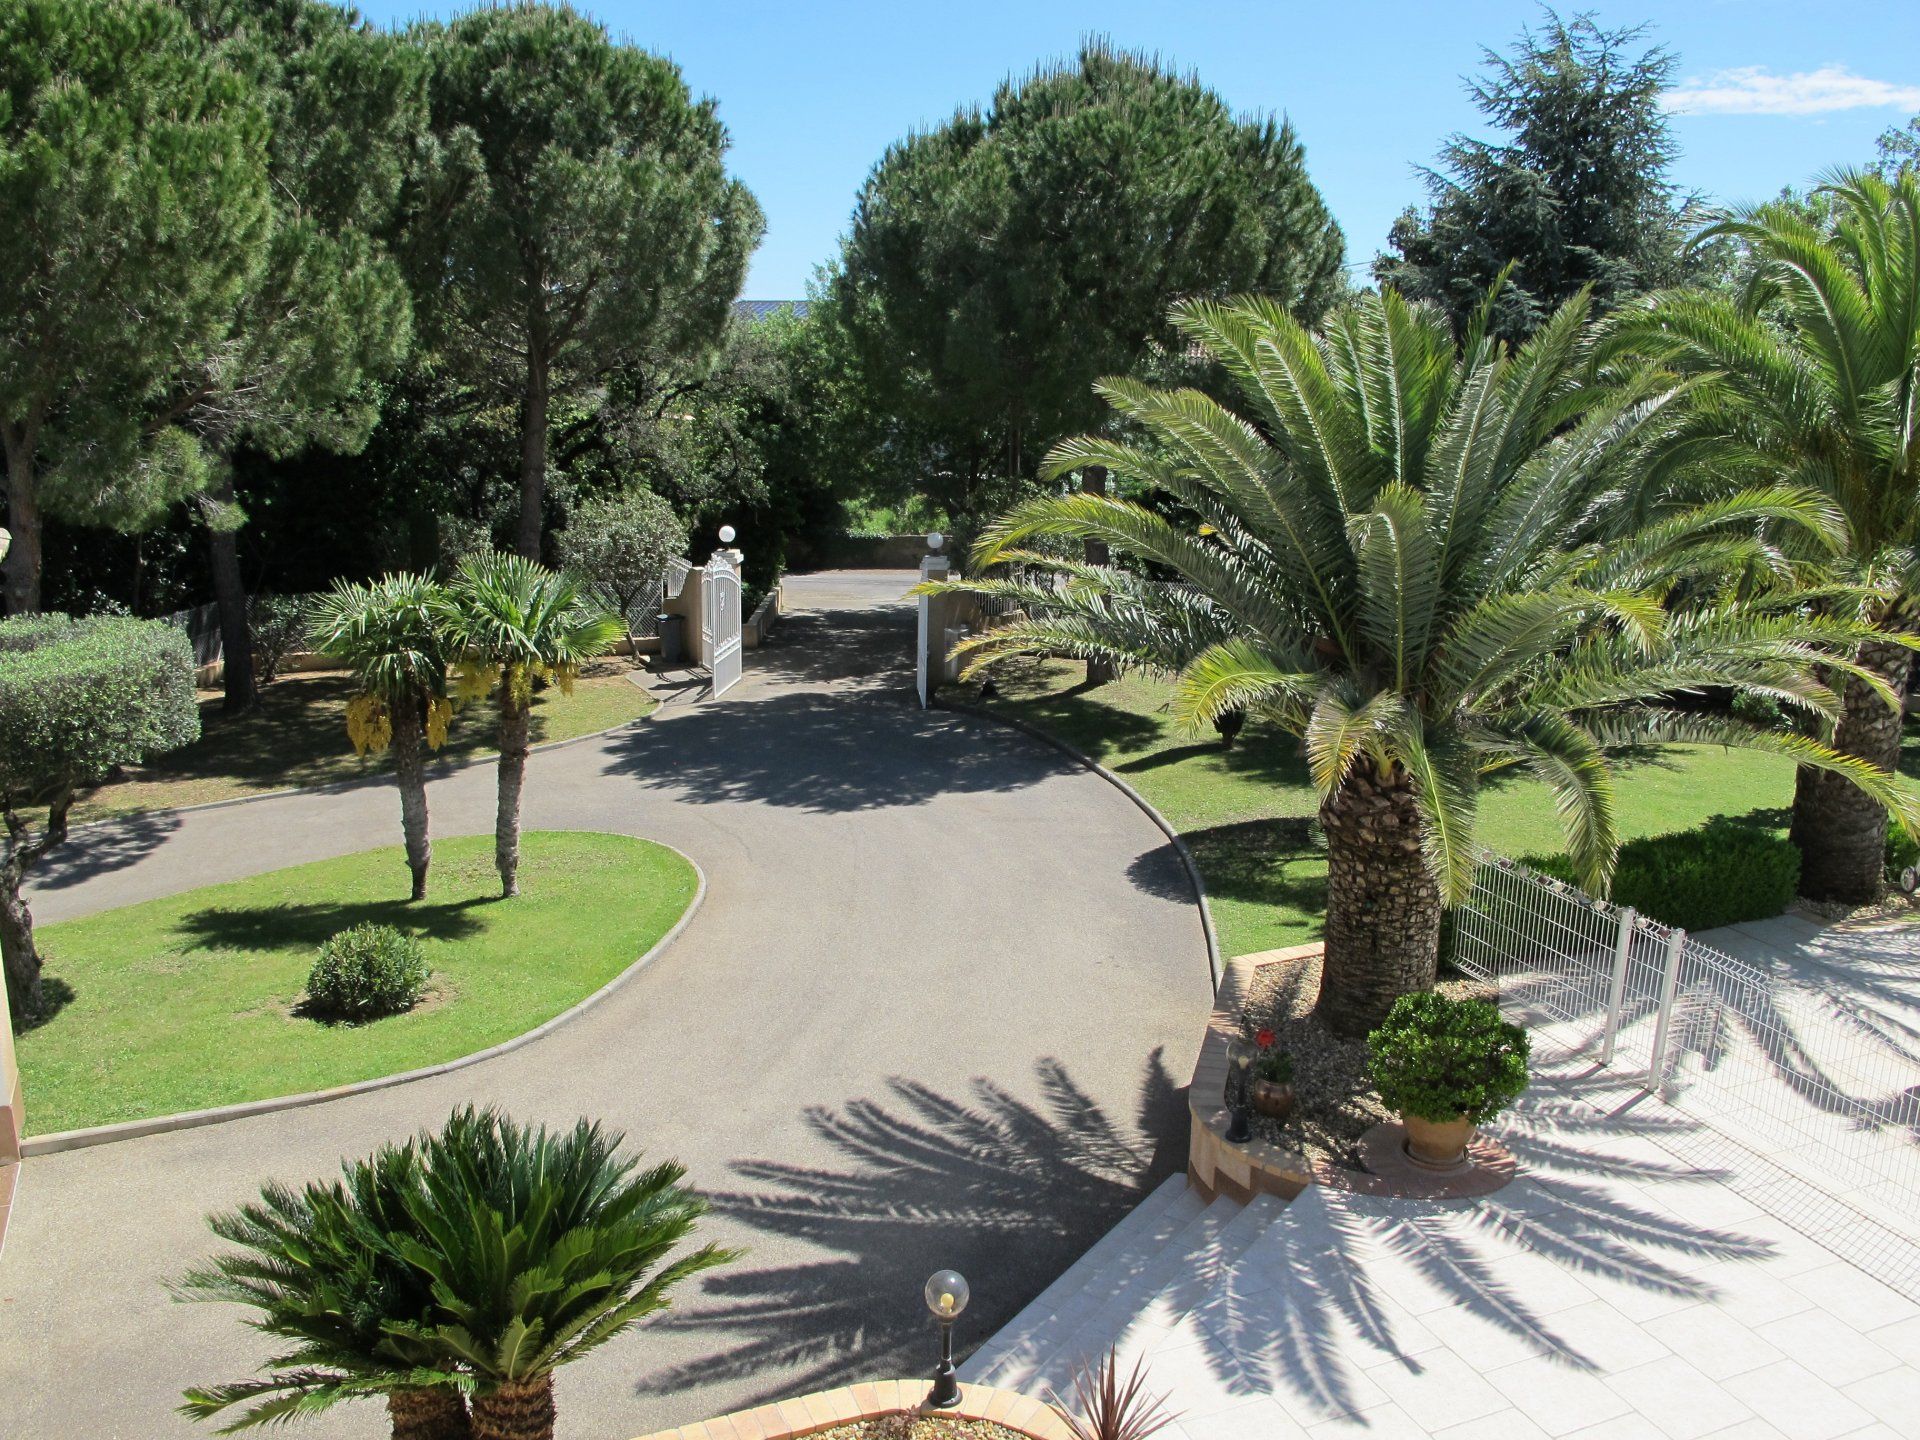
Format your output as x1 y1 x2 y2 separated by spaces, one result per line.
1011 1191 1287 1399
964 1177 1206 1387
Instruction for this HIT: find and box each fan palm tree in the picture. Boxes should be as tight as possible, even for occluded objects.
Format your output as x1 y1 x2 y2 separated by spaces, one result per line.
1607 170 1920 902
389 1107 737 1440
436 554 620 897
309 576 455 901
176 1144 471 1440
930 287 1915 1034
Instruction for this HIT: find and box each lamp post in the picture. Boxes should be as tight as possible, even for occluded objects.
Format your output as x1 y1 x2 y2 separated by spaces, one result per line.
923 1268 969 1408
1225 1042 1254 1144
718 524 736 546
927 530 944 553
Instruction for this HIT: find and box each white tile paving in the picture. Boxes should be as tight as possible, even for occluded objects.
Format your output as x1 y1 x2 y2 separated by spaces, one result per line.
965 1034 1920 1438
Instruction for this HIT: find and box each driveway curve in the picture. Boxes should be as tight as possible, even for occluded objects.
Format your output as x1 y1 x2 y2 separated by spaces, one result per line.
0 571 1212 1440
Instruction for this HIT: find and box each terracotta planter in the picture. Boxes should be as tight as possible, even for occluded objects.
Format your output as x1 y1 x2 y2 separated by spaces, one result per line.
1250 1079 1295 1120
1402 1113 1474 1170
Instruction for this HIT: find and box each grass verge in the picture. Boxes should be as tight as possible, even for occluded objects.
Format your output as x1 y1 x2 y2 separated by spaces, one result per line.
73 664 656 824
18 831 697 1133
978 659 1918 957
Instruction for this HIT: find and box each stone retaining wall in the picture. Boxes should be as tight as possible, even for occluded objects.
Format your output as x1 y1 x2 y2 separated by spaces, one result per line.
629 1378 1073 1440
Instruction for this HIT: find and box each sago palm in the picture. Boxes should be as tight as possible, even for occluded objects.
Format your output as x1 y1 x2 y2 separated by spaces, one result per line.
436 554 620 897
176 1144 472 1440
932 287 1915 1034
309 576 456 901
1608 169 1920 902
388 1107 737 1440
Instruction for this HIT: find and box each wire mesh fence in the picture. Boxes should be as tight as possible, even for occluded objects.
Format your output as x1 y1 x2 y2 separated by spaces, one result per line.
1452 852 1920 1299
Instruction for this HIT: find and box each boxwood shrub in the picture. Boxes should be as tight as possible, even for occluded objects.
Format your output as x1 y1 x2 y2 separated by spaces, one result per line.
306 923 428 1021
1527 819 1799 932
1367 992 1530 1123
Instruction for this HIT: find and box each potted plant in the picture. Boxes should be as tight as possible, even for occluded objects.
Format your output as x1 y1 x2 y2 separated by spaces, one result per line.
1248 1028 1295 1120
1366 993 1529 1170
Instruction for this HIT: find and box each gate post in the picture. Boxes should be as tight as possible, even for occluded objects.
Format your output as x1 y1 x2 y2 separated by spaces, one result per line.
1644 926 1687 1095
916 552 950 709
1599 906 1637 1065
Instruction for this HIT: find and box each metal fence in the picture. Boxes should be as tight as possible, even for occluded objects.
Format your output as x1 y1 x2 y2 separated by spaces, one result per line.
1453 853 1920 1299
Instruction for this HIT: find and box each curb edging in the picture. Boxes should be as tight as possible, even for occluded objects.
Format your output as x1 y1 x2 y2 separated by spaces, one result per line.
20 843 708 1157
935 696 1221 991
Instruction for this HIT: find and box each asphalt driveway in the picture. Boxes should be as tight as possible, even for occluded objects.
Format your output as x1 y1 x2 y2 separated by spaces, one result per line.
0 570 1212 1439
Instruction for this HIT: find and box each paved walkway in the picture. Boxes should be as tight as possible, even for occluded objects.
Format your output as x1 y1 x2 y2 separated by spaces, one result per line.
0 571 1213 1440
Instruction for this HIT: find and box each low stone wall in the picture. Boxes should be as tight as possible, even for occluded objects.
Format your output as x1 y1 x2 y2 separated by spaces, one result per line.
743 582 781 648
814 533 933 569
629 1378 1074 1440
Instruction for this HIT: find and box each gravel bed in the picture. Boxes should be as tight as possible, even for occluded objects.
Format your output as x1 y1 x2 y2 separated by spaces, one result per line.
1235 951 1492 1172
808 1419 1036 1440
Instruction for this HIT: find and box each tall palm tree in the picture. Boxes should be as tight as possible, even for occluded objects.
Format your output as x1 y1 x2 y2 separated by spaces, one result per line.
437 554 619 897
931 288 1915 1034
177 1145 472 1440
389 1108 736 1440
1608 170 1920 902
309 576 455 901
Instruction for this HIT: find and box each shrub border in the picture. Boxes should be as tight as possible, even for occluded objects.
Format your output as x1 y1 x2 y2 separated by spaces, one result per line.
19 839 707 1156
936 695 1221 991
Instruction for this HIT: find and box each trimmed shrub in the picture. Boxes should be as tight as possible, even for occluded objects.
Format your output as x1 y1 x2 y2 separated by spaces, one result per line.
306 924 428 1021
1528 820 1799 931
1367 992 1530 1123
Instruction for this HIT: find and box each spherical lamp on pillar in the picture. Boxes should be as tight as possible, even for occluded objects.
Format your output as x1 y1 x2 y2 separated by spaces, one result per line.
926 531 944 553
923 1269 970 1408
717 524 736 545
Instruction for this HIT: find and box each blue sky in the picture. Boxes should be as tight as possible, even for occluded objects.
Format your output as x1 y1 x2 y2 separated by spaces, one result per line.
356 1 1920 298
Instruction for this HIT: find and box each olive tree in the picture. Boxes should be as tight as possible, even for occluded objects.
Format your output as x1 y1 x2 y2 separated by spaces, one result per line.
554 488 687 658
0 615 200 1024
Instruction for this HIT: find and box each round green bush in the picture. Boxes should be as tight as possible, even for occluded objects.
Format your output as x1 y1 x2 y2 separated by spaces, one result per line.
306 923 428 1021
1366 992 1530 1123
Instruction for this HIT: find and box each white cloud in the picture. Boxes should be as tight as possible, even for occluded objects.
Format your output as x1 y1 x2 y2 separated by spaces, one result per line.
1665 65 1920 116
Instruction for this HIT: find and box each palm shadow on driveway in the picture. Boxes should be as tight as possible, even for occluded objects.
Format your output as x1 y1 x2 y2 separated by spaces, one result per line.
631 1051 1189 1408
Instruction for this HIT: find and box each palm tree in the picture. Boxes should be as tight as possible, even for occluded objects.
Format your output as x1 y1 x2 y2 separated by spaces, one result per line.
436 554 620 897
176 1145 472 1440
309 576 455 901
389 1108 736 1440
1608 170 1920 902
931 288 1915 1034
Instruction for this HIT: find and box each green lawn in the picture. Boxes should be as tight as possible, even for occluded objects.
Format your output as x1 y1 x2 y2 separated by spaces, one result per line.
74 665 655 824
18 831 697 1134
981 659 1919 958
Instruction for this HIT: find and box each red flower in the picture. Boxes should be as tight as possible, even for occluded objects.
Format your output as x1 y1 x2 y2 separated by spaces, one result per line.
1254 1028 1276 1050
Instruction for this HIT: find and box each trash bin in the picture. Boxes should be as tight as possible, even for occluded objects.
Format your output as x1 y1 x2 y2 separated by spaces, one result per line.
657 612 685 667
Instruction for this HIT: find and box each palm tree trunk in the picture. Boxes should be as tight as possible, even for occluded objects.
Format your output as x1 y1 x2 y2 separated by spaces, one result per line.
387 1386 472 1440
468 1377 554 1440
494 683 531 898
1790 638 1911 904
1082 465 1114 686
392 697 432 902
1315 762 1441 1038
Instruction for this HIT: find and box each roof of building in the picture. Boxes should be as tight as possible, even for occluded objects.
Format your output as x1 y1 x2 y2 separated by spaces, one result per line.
733 299 811 322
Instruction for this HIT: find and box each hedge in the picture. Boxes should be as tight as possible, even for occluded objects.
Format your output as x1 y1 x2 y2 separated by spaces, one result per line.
0 614 201 794
1526 820 1800 932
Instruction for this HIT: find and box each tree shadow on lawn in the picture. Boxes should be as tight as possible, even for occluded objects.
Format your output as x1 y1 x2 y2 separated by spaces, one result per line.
631 1052 1189 1409
173 894 493 953
1129 817 1327 919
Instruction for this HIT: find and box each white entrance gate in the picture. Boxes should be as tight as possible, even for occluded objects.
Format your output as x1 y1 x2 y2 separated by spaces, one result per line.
702 550 743 697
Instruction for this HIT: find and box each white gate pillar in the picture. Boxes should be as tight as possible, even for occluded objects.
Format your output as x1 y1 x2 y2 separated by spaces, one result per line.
916 553 951 709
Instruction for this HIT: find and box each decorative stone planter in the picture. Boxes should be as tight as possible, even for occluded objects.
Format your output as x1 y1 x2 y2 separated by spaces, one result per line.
628 1378 1076 1440
1250 1079 1295 1120
1402 1113 1474 1170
